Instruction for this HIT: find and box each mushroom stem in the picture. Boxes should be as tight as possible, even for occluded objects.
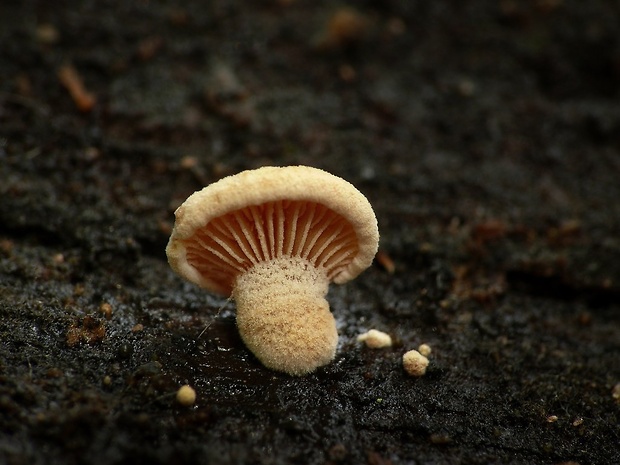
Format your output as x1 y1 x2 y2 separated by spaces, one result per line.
233 256 337 376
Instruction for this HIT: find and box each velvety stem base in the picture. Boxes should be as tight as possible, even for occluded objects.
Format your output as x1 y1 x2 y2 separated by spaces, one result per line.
233 257 338 376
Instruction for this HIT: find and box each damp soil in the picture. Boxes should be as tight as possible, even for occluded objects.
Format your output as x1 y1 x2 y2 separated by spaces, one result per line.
1 1 619 464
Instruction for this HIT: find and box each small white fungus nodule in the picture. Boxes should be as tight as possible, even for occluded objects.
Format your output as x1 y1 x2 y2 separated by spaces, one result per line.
418 343 432 357
357 329 392 348
402 349 429 377
176 385 196 406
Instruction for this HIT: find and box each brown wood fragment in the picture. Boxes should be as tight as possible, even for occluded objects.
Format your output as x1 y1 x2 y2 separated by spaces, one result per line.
471 219 507 243
57 64 97 112
66 316 106 346
375 250 395 274
315 8 371 50
137 36 163 61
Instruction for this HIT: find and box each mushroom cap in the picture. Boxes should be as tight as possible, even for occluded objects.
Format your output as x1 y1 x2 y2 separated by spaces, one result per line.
166 165 379 295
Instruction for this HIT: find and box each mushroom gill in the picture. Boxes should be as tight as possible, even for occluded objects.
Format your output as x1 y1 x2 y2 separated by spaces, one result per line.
183 200 359 295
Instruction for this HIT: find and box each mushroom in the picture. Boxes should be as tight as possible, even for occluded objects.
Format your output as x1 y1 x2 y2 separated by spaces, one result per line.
166 166 379 375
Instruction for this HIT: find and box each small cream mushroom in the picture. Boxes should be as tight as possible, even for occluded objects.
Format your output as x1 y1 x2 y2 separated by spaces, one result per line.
166 166 379 376
402 349 429 377
357 329 392 348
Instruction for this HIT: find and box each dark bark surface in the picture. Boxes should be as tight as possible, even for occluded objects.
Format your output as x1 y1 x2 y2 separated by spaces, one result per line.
1 1 619 464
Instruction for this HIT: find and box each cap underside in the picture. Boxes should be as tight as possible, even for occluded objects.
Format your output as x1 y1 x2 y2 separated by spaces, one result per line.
183 200 358 295
166 166 379 295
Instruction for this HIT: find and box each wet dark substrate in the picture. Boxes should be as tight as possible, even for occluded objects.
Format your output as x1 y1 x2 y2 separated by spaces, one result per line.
1 1 619 464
